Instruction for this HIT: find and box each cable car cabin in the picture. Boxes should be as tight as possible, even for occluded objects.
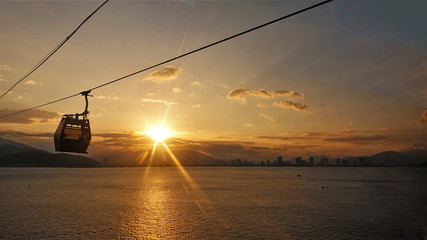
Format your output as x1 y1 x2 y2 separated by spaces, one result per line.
54 114 91 154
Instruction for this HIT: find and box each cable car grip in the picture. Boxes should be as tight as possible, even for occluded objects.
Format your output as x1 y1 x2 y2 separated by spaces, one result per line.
80 90 93 117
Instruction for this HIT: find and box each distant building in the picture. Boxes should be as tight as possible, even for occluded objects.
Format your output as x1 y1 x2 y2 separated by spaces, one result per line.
296 156 303 166
336 158 341 166
309 157 314 166
342 159 349 166
232 159 243 166
320 157 329 166
277 156 283 166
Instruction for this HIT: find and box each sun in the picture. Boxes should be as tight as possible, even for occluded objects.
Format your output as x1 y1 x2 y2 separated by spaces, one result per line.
145 126 170 142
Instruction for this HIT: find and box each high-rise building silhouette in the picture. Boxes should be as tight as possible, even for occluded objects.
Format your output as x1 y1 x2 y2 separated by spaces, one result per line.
296 156 302 166
277 156 283 166
309 157 314 166
320 157 329 166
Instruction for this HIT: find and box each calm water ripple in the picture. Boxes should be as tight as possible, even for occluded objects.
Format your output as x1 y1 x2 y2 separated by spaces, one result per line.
1 167 426 239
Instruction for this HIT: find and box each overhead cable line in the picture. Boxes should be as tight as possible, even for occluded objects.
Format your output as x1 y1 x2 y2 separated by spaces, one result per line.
0 0 335 119
0 0 110 101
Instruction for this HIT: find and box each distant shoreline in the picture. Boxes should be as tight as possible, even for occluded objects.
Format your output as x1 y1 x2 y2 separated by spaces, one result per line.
1 165 426 168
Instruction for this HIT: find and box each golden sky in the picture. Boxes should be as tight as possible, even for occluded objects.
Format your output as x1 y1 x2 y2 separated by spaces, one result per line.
1 0 426 160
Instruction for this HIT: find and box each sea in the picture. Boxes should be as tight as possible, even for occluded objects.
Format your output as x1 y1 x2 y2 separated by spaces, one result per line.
1 167 426 240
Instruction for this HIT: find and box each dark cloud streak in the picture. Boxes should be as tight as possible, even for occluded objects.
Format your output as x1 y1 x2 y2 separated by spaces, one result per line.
0 108 60 124
323 135 387 143
272 101 309 112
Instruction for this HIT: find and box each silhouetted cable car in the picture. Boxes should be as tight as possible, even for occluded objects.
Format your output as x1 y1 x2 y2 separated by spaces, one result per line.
54 91 92 154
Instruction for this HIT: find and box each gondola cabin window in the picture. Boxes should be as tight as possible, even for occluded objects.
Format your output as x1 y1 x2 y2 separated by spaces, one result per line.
64 124 83 140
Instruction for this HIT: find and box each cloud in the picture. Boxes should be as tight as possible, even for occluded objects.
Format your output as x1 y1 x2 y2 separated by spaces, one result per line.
257 103 267 108
412 142 427 150
0 65 11 71
172 87 182 93
0 129 52 138
227 88 304 104
93 132 155 149
323 135 387 143
24 80 42 85
259 113 274 123
0 74 6 82
0 108 61 124
93 133 280 160
109 93 119 100
180 140 281 160
190 81 202 86
305 132 324 137
253 135 307 141
273 101 309 112
144 66 183 81
340 129 356 134
417 110 427 125
141 98 177 106
227 88 273 103
243 122 253 127
95 93 119 100
280 144 321 151
192 104 201 108
275 90 304 98
253 132 324 141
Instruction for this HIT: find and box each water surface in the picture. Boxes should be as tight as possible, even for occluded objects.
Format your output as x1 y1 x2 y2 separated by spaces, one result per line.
1 167 426 239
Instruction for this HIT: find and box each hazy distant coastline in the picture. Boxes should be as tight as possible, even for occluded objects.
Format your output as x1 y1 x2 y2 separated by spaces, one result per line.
1 137 426 168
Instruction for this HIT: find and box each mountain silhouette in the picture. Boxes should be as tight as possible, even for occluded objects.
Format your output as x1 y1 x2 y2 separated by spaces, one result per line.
366 150 427 167
0 137 101 167
95 148 231 167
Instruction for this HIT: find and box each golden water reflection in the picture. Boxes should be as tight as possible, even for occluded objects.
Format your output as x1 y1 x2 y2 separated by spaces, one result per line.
118 138 225 239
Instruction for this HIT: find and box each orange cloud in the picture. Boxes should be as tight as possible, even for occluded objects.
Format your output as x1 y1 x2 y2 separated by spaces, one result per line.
227 88 273 103
259 113 275 123
253 135 307 141
24 80 42 85
227 88 305 105
272 101 309 112
243 122 253 127
141 98 177 105
144 66 183 81
190 81 202 86
417 110 427 125
340 129 356 134
274 90 304 98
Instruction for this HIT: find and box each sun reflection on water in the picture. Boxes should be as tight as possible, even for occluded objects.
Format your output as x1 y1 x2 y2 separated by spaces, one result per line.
122 109 222 238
